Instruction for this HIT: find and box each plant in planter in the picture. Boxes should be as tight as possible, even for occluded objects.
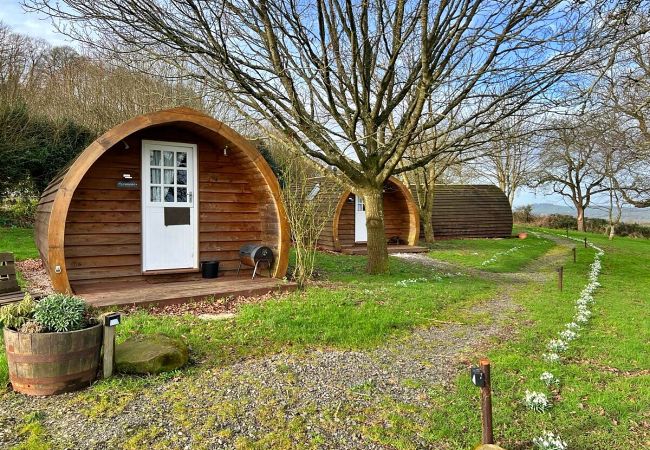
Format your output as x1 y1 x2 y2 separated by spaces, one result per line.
1 294 103 396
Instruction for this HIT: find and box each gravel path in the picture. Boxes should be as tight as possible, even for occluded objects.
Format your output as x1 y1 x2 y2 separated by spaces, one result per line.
0 239 571 449
15 258 54 297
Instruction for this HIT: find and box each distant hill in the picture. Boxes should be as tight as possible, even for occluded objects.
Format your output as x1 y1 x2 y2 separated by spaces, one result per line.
516 203 650 224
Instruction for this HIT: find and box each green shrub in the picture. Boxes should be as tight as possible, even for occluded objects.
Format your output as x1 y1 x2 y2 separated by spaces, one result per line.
0 197 38 227
0 294 36 330
33 294 90 332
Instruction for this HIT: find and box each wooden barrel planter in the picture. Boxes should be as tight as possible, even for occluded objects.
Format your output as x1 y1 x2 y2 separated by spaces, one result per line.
3 323 102 396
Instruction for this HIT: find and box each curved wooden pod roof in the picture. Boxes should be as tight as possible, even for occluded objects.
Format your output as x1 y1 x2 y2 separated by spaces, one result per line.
427 185 513 239
35 107 290 293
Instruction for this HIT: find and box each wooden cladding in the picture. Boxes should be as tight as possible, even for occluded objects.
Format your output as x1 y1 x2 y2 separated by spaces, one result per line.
312 177 420 252
34 108 289 294
426 185 513 239
63 130 269 286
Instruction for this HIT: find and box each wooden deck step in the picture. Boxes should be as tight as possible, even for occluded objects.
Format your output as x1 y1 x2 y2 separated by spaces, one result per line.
75 276 297 308
340 245 428 256
0 291 25 306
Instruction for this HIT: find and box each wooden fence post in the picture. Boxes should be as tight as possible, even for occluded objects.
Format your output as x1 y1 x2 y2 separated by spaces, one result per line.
572 247 576 263
480 359 494 444
557 266 564 291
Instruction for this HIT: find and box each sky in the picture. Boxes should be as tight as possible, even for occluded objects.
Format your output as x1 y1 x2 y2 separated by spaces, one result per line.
0 0 577 209
0 0 73 47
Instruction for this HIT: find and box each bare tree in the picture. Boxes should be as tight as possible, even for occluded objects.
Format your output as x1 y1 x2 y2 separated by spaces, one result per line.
471 116 538 205
268 146 338 288
534 117 610 232
27 0 631 272
399 135 474 243
577 11 650 208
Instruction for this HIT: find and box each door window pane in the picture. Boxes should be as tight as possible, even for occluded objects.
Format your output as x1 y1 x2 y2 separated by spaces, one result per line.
150 186 161 202
164 187 175 202
150 150 161 166
176 170 187 185
150 168 161 184
163 151 174 167
176 152 187 167
177 187 187 202
164 169 174 184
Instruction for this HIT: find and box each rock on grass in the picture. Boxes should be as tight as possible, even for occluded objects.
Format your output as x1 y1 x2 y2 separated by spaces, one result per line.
115 334 188 374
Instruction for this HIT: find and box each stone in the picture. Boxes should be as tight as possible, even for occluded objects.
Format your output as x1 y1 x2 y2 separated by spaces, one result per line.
115 334 189 374
198 312 236 321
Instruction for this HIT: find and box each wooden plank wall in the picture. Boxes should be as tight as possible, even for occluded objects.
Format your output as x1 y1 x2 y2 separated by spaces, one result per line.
427 185 513 239
337 187 410 247
63 126 274 290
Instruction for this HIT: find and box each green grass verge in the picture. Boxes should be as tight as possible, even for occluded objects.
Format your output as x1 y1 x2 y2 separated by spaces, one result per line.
116 254 495 365
0 228 552 391
4 227 646 447
0 227 39 261
362 229 649 449
428 231 553 272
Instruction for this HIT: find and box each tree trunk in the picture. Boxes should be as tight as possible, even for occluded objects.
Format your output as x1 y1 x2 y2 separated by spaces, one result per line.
422 185 436 244
576 205 586 232
363 188 389 274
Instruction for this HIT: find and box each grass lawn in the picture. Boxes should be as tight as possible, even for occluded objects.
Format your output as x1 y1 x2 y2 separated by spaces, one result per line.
0 227 547 388
0 228 34 386
365 230 650 449
1 226 647 449
428 230 553 272
116 253 495 366
0 227 39 261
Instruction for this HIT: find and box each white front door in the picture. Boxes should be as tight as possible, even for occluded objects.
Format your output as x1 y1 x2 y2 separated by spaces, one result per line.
354 194 367 243
142 140 198 272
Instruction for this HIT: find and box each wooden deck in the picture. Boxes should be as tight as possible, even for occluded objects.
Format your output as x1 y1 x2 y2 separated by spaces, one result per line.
0 291 25 306
75 276 297 308
340 244 428 255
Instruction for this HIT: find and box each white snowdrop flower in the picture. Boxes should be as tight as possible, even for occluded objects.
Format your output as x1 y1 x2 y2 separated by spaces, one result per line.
559 329 578 341
394 277 428 287
480 245 525 266
540 371 560 387
547 339 568 353
565 322 580 331
524 390 551 412
542 352 561 363
533 431 568 450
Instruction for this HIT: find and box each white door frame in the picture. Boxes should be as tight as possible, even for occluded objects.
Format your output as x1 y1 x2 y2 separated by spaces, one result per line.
141 140 199 272
354 194 367 243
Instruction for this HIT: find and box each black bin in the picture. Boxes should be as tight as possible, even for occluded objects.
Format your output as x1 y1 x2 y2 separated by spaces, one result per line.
201 261 219 278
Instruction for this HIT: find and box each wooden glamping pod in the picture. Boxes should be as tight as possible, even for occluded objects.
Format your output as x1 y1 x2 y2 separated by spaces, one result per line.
311 176 426 255
425 185 513 239
35 108 290 307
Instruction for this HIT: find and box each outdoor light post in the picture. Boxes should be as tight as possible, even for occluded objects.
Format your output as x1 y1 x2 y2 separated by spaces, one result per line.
572 247 577 263
101 312 121 379
584 237 588 248
471 358 494 445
